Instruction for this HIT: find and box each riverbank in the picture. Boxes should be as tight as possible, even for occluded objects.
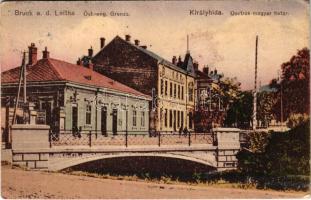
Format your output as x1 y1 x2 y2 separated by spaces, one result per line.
1 165 308 199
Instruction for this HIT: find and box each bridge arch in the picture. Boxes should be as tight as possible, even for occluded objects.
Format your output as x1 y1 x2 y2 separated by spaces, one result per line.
49 152 218 171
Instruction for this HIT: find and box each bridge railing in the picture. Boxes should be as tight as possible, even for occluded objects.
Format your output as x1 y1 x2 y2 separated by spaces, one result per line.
49 130 214 148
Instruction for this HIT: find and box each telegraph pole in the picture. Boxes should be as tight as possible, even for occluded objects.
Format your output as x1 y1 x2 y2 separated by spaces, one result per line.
253 36 258 130
23 54 27 103
187 34 189 53
12 52 26 125
278 70 284 130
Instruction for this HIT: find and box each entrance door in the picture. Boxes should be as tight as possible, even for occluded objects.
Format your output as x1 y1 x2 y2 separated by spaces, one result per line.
42 102 52 126
112 109 118 135
72 106 78 130
101 107 107 135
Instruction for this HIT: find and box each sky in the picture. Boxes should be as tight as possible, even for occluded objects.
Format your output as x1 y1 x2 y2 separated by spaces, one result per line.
0 0 309 90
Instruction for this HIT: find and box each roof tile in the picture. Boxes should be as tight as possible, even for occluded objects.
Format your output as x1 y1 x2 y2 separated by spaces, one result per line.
2 58 150 98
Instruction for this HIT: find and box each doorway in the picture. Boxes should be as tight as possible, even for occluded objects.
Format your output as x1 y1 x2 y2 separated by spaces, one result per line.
72 106 78 130
112 109 118 135
101 106 107 135
42 101 52 126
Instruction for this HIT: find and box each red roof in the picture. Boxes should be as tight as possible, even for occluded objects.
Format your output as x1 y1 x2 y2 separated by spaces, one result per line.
1 58 150 99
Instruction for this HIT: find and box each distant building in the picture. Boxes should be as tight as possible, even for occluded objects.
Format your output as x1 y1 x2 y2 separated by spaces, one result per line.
81 35 196 132
194 65 225 132
1 44 151 143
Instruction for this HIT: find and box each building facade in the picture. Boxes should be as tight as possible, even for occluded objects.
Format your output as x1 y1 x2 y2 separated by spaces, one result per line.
194 66 226 132
81 35 196 132
1 44 150 142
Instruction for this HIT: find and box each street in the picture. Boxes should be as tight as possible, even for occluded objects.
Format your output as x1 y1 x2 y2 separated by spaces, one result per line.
1 165 307 199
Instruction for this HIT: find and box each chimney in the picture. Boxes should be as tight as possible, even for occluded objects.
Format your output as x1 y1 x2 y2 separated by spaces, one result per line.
77 58 81 65
100 37 105 49
203 66 209 74
28 43 37 65
125 34 131 42
178 56 182 63
140 45 147 49
193 62 199 71
172 56 177 64
42 47 50 59
134 39 140 46
88 46 93 57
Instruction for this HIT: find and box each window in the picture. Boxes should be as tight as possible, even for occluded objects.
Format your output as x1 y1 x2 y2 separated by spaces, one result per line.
169 110 172 127
188 83 194 102
165 80 168 96
189 112 193 129
181 111 184 128
181 86 184 100
164 109 168 127
170 82 173 97
177 111 180 128
177 85 180 99
173 84 176 98
133 110 137 126
141 111 145 127
86 105 92 125
173 110 176 130
160 79 164 95
199 89 208 108
160 108 163 127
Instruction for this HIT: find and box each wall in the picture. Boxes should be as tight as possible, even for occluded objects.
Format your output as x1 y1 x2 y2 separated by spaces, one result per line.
11 124 50 170
92 36 158 96
214 127 241 171
64 84 150 134
157 64 195 131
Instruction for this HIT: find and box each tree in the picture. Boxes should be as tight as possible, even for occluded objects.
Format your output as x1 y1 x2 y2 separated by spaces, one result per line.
270 48 310 120
287 113 309 128
217 77 241 108
237 121 310 176
224 91 253 128
257 91 276 127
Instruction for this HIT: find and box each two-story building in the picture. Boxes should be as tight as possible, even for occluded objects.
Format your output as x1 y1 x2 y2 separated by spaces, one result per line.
1 44 151 143
81 35 196 132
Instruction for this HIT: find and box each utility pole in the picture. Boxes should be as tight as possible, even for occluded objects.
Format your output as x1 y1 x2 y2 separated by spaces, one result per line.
253 36 258 130
278 70 284 130
281 78 283 129
12 52 26 125
23 54 27 103
187 34 189 53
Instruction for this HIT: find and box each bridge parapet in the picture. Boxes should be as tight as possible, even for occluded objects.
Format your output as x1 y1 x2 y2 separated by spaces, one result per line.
10 126 243 172
11 124 50 170
213 128 241 171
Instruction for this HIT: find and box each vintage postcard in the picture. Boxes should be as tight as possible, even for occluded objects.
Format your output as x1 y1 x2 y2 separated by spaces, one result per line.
0 0 310 199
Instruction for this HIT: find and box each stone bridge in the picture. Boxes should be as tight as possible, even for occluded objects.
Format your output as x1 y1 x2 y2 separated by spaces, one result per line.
10 125 242 172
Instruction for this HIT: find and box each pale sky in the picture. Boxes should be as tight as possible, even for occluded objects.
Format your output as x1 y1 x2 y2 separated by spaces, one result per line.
0 0 309 90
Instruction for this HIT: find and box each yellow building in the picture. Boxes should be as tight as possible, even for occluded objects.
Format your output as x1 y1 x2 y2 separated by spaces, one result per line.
90 35 197 132
157 54 196 132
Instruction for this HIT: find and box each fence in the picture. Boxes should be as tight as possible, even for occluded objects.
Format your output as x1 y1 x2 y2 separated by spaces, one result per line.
49 130 215 147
